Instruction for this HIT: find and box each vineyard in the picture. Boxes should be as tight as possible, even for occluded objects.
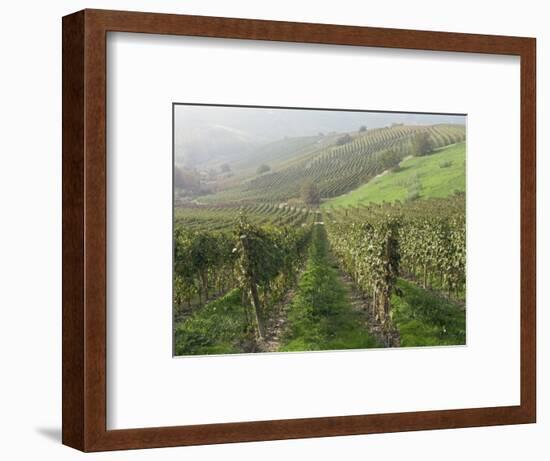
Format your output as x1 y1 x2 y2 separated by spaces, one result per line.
173 119 466 355
175 202 314 231
174 195 465 354
203 124 465 203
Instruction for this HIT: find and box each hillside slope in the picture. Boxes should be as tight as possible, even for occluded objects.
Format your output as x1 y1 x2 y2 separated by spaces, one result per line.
229 135 333 177
323 142 465 207
203 124 465 204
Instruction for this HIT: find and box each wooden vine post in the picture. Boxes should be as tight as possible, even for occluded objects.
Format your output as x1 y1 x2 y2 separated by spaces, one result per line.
234 214 266 341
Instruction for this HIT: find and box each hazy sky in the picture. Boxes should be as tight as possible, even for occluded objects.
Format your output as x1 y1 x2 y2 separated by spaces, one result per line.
175 104 465 140
174 104 466 166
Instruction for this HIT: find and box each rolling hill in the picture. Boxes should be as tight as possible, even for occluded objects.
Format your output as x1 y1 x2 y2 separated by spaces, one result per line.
201 124 465 203
323 142 466 207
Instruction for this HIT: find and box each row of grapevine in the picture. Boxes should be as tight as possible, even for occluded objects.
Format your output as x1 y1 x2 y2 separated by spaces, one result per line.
174 228 236 308
326 218 401 337
174 203 313 231
325 197 466 337
174 202 314 231
232 215 311 339
173 213 312 342
399 213 466 297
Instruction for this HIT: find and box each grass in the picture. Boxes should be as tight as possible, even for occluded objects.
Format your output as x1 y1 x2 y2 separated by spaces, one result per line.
174 289 249 355
323 142 466 207
391 279 466 347
280 224 379 352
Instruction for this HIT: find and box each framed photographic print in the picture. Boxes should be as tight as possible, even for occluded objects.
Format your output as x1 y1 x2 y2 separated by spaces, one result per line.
62 9 536 452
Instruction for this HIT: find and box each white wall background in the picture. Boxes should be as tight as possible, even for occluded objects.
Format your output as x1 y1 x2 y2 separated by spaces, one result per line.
0 0 546 459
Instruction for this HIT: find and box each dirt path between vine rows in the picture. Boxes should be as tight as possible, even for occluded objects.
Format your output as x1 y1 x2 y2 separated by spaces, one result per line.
337 270 400 347
258 287 297 352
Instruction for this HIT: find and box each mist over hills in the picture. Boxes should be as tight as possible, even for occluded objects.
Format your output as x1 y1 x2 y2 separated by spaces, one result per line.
174 105 465 167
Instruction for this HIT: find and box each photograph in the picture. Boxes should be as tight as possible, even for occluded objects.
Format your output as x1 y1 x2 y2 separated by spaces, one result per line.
172 104 466 356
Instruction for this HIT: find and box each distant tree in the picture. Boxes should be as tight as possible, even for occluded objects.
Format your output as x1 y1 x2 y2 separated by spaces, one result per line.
406 190 420 202
336 133 353 146
300 180 320 205
256 164 271 174
406 174 422 201
412 132 435 156
380 149 402 170
359 125 367 132
318 132 325 137
220 163 231 173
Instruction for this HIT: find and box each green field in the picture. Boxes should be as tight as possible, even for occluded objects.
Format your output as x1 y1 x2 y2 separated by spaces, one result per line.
323 142 465 207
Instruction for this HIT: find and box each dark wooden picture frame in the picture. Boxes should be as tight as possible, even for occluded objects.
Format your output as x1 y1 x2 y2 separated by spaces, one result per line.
62 9 536 452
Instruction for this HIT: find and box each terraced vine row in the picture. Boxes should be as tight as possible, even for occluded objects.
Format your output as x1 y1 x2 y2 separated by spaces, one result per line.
174 202 314 231
211 124 465 203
